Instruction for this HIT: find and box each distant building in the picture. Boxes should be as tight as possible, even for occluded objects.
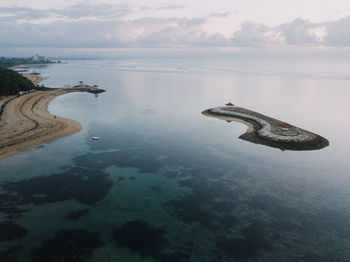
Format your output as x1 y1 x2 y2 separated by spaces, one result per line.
31 55 47 62
225 102 234 106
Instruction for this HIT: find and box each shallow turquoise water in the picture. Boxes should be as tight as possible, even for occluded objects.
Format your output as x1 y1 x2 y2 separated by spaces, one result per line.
1 57 350 261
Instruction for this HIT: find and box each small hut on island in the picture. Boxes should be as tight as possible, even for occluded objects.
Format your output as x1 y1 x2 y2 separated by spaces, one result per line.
280 123 293 131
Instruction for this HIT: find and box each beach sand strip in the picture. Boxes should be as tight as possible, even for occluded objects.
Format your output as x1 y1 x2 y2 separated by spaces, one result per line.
0 89 82 160
26 75 44 86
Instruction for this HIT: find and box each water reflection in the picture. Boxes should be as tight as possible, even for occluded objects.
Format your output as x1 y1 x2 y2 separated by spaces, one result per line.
0 57 350 261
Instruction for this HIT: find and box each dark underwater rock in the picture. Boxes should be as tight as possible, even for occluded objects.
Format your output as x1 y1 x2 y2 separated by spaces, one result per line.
113 220 167 258
31 229 103 262
65 209 89 221
0 245 22 262
0 221 27 242
0 167 112 205
217 221 270 261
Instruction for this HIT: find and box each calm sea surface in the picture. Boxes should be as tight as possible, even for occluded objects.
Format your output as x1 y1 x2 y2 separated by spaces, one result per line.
1 56 350 261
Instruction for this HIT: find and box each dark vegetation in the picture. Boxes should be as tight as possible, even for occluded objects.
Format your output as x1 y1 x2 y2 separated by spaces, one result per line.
0 57 53 67
0 66 37 96
35 85 53 91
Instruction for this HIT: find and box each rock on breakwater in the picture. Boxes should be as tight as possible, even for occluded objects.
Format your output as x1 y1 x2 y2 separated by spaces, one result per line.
203 106 329 151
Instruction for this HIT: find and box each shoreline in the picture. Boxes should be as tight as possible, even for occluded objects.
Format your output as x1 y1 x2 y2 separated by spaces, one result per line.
0 89 82 160
26 74 44 86
203 106 329 151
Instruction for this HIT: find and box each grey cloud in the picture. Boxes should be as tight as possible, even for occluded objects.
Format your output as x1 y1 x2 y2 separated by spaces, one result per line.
132 17 206 26
1 5 350 49
231 22 271 46
0 4 132 23
208 12 229 18
139 6 153 11
138 5 186 12
0 7 51 21
0 16 209 48
55 3 132 20
157 5 186 10
127 17 209 47
0 20 129 48
278 18 319 45
323 16 350 46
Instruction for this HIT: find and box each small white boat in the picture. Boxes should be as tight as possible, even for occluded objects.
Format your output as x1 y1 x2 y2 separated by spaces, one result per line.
92 136 100 140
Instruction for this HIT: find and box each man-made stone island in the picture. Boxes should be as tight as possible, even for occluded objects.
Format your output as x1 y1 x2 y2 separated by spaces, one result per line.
202 105 329 151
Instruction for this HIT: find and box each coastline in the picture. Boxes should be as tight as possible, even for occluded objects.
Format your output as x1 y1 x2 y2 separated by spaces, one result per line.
0 89 82 160
26 74 44 86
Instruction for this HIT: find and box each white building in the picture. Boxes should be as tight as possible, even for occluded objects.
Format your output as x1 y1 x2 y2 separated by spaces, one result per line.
31 55 47 62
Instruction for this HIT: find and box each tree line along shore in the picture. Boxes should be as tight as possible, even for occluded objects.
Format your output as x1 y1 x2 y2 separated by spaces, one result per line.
0 66 39 97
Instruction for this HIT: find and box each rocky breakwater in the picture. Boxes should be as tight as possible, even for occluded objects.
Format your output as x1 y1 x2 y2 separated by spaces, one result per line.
202 105 329 151
72 82 106 94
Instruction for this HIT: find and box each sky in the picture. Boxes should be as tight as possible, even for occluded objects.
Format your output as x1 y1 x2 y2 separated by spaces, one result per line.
1 0 350 50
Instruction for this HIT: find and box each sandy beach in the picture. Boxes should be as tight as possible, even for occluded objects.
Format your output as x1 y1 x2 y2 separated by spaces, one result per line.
0 89 82 160
26 74 44 86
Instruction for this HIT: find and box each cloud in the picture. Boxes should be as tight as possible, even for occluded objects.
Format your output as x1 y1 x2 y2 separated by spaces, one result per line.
0 3 132 23
55 3 132 20
131 17 217 47
0 7 50 22
229 18 350 47
157 5 186 10
1 4 350 48
208 12 230 18
0 16 210 48
278 18 320 45
231 21 273 46
323 16 350 46
138 5 186 12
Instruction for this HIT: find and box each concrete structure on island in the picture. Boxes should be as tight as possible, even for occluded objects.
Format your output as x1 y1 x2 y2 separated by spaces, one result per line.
202 104 329 151
72 82 106 94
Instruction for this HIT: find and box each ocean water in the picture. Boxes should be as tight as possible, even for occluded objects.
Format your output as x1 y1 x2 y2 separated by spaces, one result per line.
1 55 350 261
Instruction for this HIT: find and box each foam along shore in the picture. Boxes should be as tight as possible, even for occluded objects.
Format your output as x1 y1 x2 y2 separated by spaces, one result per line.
202 106 329 151
0 89 83 160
